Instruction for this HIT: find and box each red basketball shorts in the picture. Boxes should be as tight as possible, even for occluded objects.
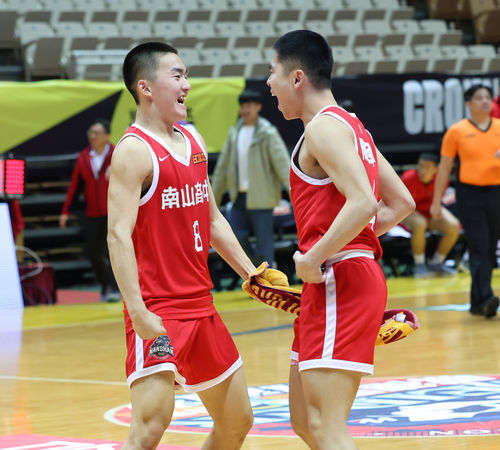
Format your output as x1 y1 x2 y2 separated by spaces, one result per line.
291 251 387 375
125 311 241 392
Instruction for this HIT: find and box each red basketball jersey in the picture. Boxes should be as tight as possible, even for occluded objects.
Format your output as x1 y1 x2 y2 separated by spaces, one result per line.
290 105 382 259
118 123 215 319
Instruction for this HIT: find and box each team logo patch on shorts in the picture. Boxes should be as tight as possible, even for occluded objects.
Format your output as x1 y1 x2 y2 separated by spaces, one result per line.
105 374 500 438
149 335 174 359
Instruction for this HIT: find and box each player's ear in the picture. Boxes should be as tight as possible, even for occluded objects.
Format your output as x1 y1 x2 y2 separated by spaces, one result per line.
137 79 151 97
293 69 305 88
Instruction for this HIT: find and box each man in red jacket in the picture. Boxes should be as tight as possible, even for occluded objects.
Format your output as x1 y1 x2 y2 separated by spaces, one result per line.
59 119 118 301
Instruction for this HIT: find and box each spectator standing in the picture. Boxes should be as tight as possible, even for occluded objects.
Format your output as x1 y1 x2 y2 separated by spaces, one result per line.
431 84 500 318
59 118 117 302
401 152 460 277
211 89 290 268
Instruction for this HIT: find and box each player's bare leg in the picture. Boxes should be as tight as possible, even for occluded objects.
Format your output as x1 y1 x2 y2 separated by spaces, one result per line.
288 364 315 447
403 210 428 257
122 371 176 450
300 368 361 450
429 208 461 257
198 367 253 449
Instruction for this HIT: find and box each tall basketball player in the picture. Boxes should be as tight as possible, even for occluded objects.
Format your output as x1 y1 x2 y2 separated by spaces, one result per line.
267 30 415 449
107 42 255 449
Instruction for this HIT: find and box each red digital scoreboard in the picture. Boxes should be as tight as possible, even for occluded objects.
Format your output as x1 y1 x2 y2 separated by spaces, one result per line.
0 157 25 199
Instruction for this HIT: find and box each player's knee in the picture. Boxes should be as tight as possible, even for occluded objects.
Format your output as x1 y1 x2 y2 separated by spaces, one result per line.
126 422 165 450
290 416 310 442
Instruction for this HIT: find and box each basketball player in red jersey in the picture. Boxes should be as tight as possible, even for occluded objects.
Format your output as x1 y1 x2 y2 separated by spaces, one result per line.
107 42 256 449
267 30 415 449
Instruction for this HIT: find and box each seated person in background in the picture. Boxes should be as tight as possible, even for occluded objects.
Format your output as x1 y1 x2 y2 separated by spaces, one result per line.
401 152 460 277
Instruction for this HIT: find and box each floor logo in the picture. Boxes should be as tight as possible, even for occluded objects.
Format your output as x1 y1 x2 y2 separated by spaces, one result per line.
105 374 500 438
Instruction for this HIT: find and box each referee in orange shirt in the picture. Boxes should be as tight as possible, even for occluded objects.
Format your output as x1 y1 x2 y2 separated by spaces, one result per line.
431 84 500 318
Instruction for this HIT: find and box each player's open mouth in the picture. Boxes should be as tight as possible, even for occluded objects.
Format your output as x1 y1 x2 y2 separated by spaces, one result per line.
177 96 186 104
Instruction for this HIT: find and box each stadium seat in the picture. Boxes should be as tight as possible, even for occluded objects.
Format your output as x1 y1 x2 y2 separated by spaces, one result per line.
4 0 42 13
53 11 87 38
214 9 245 37
231 36 263 65
333 9 361 34
136 0 169 11
86 11 119 40
343 60 369 75
401 58 429 73
101 36 133 50
247 61 269 78
217 62 246 77
200 37 233 65
82 63 114 80
419 19 448 34
172 36 200 67
24 35 64 80
274 9 303 35
152 10 185 41
0 10 18 50
468 43 497 57
120 11 151 40
229 0 258 10
458 57 486 73
16 11 55 47
198 0 230 9
437 30 464 45
303 9 335 36
486 56 500 72
185 10 216 38
245 9 276 37
371 59 400 74
78 0 108 12
187 63 217 77
431 58 457 73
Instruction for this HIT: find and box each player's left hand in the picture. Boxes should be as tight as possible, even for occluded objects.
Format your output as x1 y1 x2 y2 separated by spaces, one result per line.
293 250 326 284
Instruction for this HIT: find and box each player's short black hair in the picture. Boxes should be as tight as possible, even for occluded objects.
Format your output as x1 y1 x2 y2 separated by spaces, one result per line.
123 41 178 104
464 84 493 102
90 118 111 134
238 89 262 105
273 30 333 90
418 152 439 164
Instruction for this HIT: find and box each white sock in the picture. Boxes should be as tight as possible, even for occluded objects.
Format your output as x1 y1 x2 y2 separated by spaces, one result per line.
414 253 425 265
431 253 446 264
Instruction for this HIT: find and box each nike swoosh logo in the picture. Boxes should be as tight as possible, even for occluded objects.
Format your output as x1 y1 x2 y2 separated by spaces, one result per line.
159 154 170 162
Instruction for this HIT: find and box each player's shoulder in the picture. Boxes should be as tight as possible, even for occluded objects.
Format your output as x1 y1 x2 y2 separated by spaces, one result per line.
112 134 151 169
305 112 350 141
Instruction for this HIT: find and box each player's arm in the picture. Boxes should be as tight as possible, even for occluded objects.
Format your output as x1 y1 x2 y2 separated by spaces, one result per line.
375 149 415 236
293 116 379 283
430 155 454 219
207 178 256 280
107 137 166 340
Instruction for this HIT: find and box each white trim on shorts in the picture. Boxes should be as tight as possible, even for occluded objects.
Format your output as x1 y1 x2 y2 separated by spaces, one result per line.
291 249 376 376
182 356 243 393
127 333 187 388
299 359 374 376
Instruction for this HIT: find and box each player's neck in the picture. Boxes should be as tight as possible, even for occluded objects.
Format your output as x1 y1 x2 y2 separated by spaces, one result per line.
301 90 337 126
135 110 177 139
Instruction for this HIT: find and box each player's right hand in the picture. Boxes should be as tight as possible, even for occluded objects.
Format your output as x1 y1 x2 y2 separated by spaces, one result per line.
132 309 167 340
429 202 442 220
59 214 69 228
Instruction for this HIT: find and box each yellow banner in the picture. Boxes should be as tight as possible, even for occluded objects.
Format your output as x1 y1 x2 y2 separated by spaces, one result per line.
0 78 245 154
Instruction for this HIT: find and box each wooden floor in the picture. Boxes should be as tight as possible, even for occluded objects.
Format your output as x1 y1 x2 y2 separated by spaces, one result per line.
1 270 500 449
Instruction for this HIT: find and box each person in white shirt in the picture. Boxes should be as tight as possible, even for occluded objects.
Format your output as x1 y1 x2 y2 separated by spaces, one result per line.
212 89 290 268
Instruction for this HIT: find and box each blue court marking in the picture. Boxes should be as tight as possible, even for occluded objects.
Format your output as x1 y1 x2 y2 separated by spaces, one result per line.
415 303 499 312
231 323 293 337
